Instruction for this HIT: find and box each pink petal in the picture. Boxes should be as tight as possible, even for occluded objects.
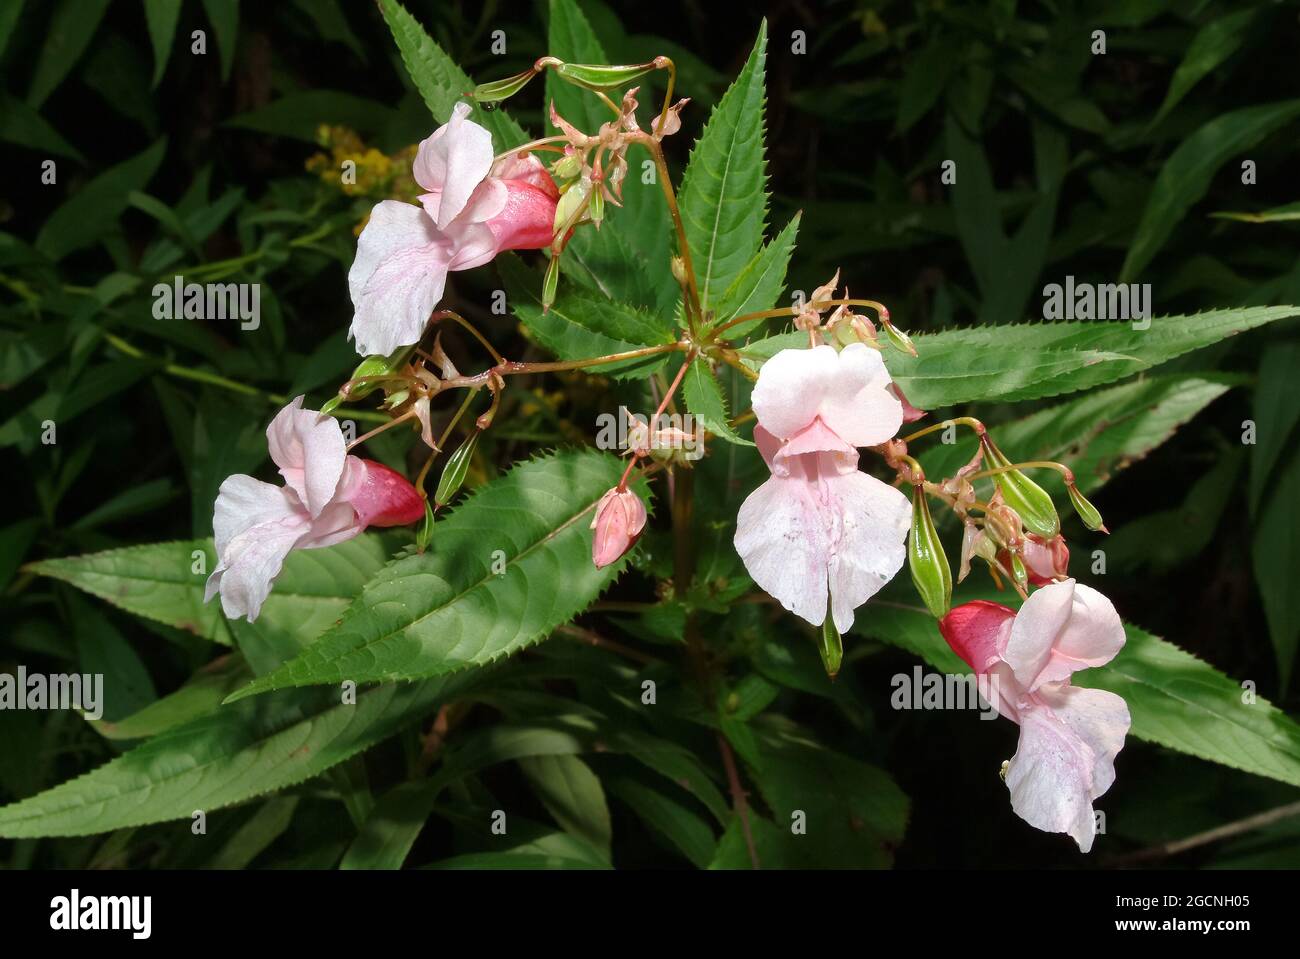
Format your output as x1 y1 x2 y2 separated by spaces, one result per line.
491 152 560 199
776 417 858 471
412 102 496 229
824 469 911 633
1006 684 1130 852
1006 580 1125 690
817 343 904 447
484 177 560 253
347 200 451 357
265 397 347 518
734 472 830 627
205 474 312 622
347 459 426 528
939 600 1017 676
750 345 839 441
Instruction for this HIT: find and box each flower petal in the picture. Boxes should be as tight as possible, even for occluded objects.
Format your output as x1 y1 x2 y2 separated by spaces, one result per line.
205 475 312 622
1006 684 1130 852
750 345 838 440
266 397 347 518
734 472 830 627
348 200 449 357
1006 579 1125 690
825 469 911 633
817 342 903 447
412 102 496 228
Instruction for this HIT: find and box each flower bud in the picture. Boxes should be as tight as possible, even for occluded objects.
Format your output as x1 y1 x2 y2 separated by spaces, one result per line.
981 438 1060 539
908 485 952 618
551 149 582 181
1067 483 1108 533
350 460 425 528
333 346 414 407
590 487 647 569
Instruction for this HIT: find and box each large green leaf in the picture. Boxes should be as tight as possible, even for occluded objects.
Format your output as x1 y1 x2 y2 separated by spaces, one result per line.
875 306 1297 408
226 450 644 700
35 138 168 260
1254 443 1300 691
1122 100 1300 281
26 534 403 652
503 256 675 379
917 374 1240 495
0 673 473 838
376 0 527 149
1151 9 1259 127
862 602 1300 789
678 21 768 311
25 0 111 107
711 213 800 334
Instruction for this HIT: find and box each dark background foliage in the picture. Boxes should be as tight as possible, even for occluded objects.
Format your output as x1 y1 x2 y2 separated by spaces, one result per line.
2 0 1298 868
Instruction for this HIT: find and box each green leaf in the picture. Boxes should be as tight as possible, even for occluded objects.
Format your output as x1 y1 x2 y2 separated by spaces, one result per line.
25 0 111 107
1249 339 1300 512
1254 444 1300 690
0 673 473 838
1151 10 1258 127
226 450 645 700
1123 100 1300 281
0 91 84 160
741 724 909 868
1211 201 1300 224
519 754 612 860
710 213 800 334
143 0 183 87
35 138 168 260
503 256 674 379
877 306 1300 409
92 654 251 741
25 534 402 654
918 374 1240 495
606 773 717 867
199 0 239 83
862 603 1300 789
208 796 298 869
678 21 768 310
376 0 527 150
682 356 751 446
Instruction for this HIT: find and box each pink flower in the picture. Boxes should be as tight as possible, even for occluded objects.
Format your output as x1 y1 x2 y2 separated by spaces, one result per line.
348 103 560 357
940 579 1130 852
204 397 424 622
734 343 911 632
591 486 647 569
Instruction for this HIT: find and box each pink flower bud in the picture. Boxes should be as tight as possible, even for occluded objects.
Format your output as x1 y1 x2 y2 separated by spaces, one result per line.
348 459 425 528
590 487 647 569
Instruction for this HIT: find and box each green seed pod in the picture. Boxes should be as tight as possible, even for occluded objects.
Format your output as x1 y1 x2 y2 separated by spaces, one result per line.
589 185 605 227
1009 551 1029 590
541 254 562 311
434 431 480 507
982 439 1060 539
554 61 658 92
1067 483 1107 532
416 498 435 552
882 321 917 357
552 176 591 238
471 68 539 104
908 485 952 618
819 603 843 679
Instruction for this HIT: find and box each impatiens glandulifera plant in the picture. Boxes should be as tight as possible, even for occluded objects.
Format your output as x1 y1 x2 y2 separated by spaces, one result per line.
10 2 1300 870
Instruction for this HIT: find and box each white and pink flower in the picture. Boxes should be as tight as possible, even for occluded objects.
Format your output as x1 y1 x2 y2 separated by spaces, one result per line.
940 579 1130 852
204 397 424 622
734 343 911 633
348 103 560 357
